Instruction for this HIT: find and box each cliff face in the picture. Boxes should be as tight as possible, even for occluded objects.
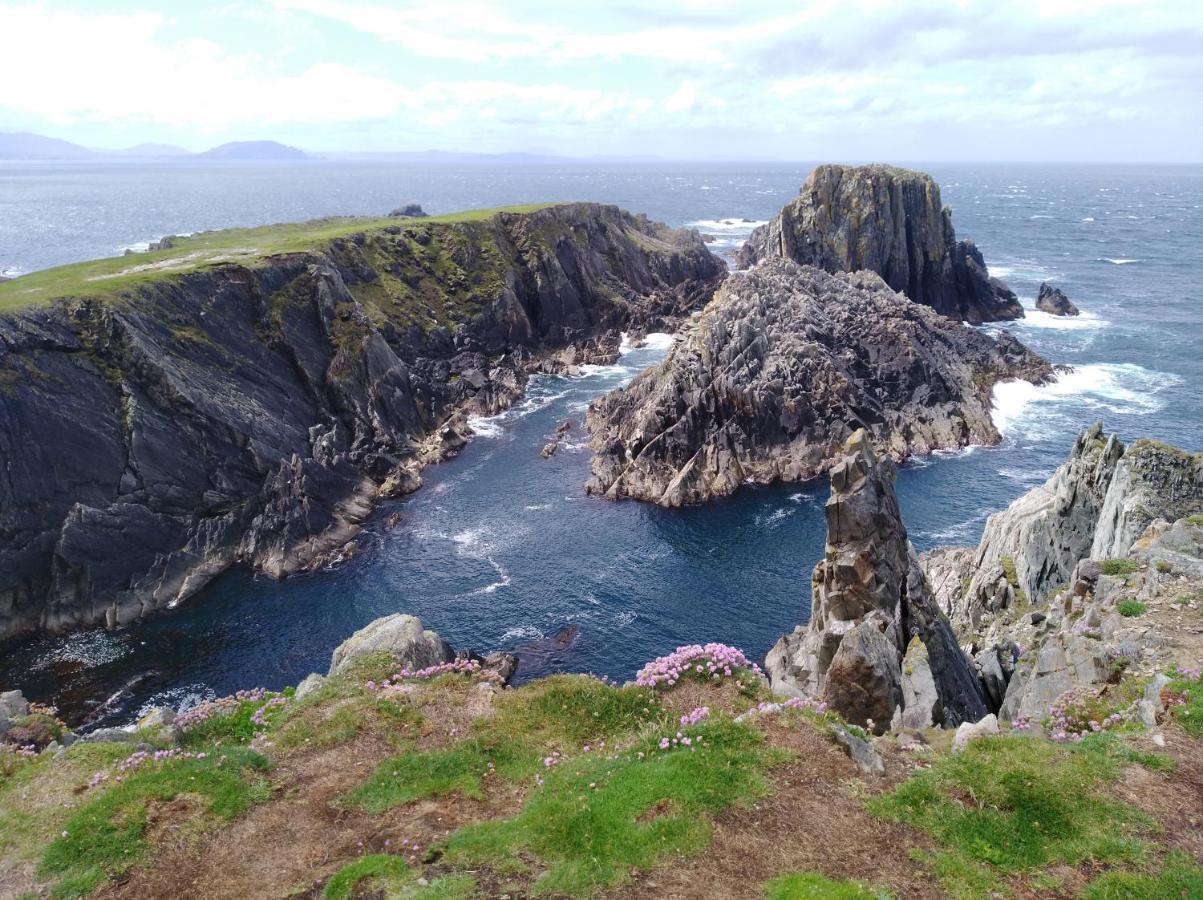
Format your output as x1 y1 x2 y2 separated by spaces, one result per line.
737 164 1023 324
585 259 1051 506
765 431 988 732
0 203 724 639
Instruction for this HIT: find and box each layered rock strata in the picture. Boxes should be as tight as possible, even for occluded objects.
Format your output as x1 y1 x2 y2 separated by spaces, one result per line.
737 164 1023 323
586 259 1051 506
0 204 724 639
765 431 989 733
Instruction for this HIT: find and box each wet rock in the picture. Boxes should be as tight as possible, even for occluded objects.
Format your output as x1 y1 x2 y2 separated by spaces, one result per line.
328 613 454 676
1036 282 1080 316
586 260 1050 506
738 164 1024 323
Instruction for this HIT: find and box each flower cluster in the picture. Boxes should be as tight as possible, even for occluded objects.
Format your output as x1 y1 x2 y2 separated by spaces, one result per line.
634 643 762 689
117 748 207 774
542 750 562 768
1177 666 1201 681
0 743 37 758
680 706 710 727
250 696 287 726
1011 714 1033 732
175 688 270 729
1047 687 1127 742
368 659 481 691
657 730 704 751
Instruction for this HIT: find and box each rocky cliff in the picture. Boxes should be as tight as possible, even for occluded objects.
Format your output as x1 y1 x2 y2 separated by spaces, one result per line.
0 203 724 640
765 431 989 732
737 164 1024 323
585 258 1051 506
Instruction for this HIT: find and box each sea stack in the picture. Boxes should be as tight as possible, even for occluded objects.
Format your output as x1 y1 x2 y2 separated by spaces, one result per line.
738 164 1024 324
1035 282 1080 316
586 259 1051 506
765 430 989 732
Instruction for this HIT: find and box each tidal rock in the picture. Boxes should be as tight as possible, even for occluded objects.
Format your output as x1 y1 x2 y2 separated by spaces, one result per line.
0 203 724 640
586 259 1051 506
766 431 988 732
328 613 454 676
1036 282 1080 316
738 164 1024 323
388 203 428 218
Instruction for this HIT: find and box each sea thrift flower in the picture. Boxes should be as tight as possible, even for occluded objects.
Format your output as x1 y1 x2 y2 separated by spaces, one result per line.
634 643 762 689
680 706 710 726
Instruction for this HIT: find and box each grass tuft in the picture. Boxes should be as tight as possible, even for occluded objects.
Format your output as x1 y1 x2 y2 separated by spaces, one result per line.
1118 599 1148 617
1100 559 1140 577
1083 853 1203 899
764 870 891 898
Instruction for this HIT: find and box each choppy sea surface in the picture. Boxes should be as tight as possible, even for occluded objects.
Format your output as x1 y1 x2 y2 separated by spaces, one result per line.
1 160 1200 726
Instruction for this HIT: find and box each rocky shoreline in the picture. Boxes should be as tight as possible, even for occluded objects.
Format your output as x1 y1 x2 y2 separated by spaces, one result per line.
586 259 1052 506
0 203 724 640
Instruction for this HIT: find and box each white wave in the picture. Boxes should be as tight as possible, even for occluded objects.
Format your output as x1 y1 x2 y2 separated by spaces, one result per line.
147 684 217 715
579 363 638 378
1029 214 1054 219
1098 257 1141 265
624 331 675 353
466 415 505 438
34 631 129 670
917 511 991 544
470 558 511 595
754 507 796 527
0 265 24 278
991 363 1183 436
524 503 552 512
500 625 543 643
686 218 768 232
613 610 637 628
931 446 978 459
1017 305 1107 331
1082 217 1095 222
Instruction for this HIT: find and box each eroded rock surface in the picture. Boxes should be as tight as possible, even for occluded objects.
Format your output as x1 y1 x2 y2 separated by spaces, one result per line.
586 259 1050 506
1036 282 1080 316
766 431 988 732
328 613 454 676
738 164 1023 323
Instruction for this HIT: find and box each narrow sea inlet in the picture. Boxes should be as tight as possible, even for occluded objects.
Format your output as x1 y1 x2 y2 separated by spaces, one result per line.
1 163 1200 728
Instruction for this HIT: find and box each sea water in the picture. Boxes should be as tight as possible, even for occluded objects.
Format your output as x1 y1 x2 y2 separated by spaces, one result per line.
0 160 1199 725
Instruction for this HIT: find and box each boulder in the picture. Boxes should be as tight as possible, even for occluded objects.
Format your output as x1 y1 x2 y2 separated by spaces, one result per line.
953 713 999 751
1036 282 1080 316
738 164 1024 323
295 673 326 700
328 613 454 676
832 725 886 775
899 637 939 729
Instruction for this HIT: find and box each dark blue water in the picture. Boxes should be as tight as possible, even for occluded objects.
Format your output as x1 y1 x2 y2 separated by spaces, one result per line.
1 161 1200 726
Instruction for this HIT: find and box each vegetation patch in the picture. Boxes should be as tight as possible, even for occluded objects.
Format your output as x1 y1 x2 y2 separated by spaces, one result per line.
37 746 269 897
323 854 474 900
1118 599 1148 617
1166 666 1203 737
764 871 890 899
1082 852 1203 899
1101 558 1140 577
867 734 1155 894
442 717 779 896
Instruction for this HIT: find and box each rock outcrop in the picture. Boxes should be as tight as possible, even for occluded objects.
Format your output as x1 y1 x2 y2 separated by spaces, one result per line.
737 164 1024 323
0 203 725 640
328 613 454 676
586 259 1051 506
920 426 1203 721
1036 282 1080 316
765 431 989 732
388 204 427 218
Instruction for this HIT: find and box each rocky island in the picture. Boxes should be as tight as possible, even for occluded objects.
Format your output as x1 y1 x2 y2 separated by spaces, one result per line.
586 259 1051 506
738 164 1024 323
0 203 724 640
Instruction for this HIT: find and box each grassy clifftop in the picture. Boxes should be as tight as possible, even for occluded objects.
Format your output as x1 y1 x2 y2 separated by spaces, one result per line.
2 642 1201 899
0 203 558 313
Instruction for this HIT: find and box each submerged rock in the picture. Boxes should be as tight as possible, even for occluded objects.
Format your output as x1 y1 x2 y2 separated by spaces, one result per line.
586 259 1051 506
1035 282 1080 316
738 164 1024 323
328 613 454 676
766 431 988 733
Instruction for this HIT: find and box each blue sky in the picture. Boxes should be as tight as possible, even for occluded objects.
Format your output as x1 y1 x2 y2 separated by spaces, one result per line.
0 0 1200 161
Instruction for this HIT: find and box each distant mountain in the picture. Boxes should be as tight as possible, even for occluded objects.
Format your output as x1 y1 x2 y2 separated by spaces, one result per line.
0 131 94 159
199 141 307 160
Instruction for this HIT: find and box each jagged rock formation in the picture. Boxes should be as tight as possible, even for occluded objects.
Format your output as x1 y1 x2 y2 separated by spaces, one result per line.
1036 282 1080 316
765 431 989 732
920 425 1203 720
0 204 724 640
586 259 1051 506
737 164 1024 323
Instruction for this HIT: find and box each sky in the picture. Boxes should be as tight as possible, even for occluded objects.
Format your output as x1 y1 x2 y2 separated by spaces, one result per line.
0 0 1200 162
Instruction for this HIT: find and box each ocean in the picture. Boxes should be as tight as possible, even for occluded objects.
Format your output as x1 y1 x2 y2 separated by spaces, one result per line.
1 159 1200 726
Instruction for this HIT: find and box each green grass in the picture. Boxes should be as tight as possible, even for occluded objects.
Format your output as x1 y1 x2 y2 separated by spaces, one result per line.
764 871 890 899
1118 599 1148 617
1083 853 1203 899
1101 558 1140 577
1167 667 1203 737
867 734 1155 895
345 736 539 814
322 854 475 900
38 747 269 897
0 203 560 311
491 674 669 747
442 718 779 896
